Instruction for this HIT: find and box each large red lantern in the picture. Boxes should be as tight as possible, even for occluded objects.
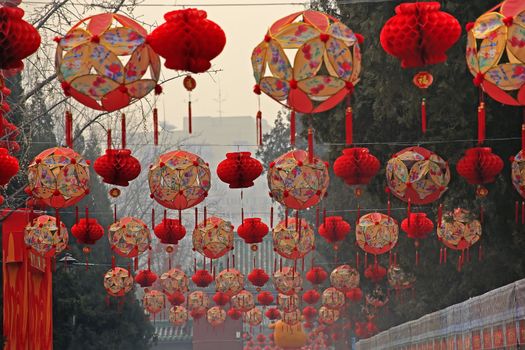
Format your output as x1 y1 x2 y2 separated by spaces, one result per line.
192 269 214 288
248 268 270 289
154 218 186 245
0 7 40 70
305 266 328 285
167 292 186 306
94 149 141 187
302 289 320 305
380 2 461 69
148 8 226 73
318 216 351 247
456 147 504 197
237 218 269 250
333 148 380 196
0 148 18 186
135 269 158 288
216 152 263 189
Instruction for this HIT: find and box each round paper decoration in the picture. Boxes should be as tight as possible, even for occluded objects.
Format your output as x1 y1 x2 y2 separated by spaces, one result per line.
216 152 263 189
282 309 302 326
273 267 302 296
386 146 450 205
330 265 359 292
231 290 255 312
437 208 482 251
318 306 340 325
103 267 133 297
27 147 90 209
333 148 380 196
160 268 189 294
207 306 227 327
215 268 244 296
143 290 165 315
322 287 345 309
277 293 299 312
55 13 160 112
244 307 263 326
192 216 234 259
268 149 329 210
356 213 399 255
188 290 210 313
148 150 211 210
387 265 416 291
24 215 68 257
272 218 315 260
511 150 525 198
169 306 189 326
251 10 362 114
108 217 151 258
466 4 525 106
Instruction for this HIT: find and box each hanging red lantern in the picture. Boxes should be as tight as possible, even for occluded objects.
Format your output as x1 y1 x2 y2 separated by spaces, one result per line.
227 308 242 320
213 292 230 306
167 291 186 306
94 149 141 187
306 266 328 285
0 116 20 153
0 7 41 70
264 308 281 321
333 148 380 196
135 269 158 288
318 216 351 247
257 291 274 306
248 268 270 289
401 213 434 240
345 287 363 302
217 152 263 189
192 269 214 288
0 148 18 186
364 264 387 283
190 308 206 320
154 218 186 245
148 9 225 73
71 217 104 245
302 289 321 305
237 218 269 251
256 334 266 344
302 306 317 321
456 147 504 197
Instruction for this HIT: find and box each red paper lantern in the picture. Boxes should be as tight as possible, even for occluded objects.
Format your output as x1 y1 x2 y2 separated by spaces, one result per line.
257 291 274 306
0 116 20 153
135 269 158 288
257 334 266 344
217 152 263 189
71 218 104 245
192 269 214 288
380 2 461 68
0 148 18 186
148 9 226 73
302 306 318 321
456 147 504 197
190 308 206 320
0 7 41 70
318 216 351 246
94 149 141 187
265 308 281 321
248 268 270 289
401 213 434 240
237 218 269 249
333 148 380 195
213 292 230 306
168 291 186 306
364 265 387 283
302 289 321 305
306 266 328 285
345 288 363 302
154 218 186 245
227 307 242 320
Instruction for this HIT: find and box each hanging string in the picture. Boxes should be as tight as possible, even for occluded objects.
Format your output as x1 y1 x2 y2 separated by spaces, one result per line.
121 113 127 149
153 107 159 146
65 110 73 148
256 110 263 146
421 98 427 134
107 128 112 149
346 106 353 145
188 99 192 134
477 103 485 145
521 123 525 153
308 127 314 163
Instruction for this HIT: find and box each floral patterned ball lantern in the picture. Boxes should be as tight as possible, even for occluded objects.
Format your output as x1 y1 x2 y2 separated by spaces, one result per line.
103 267 133 297
387 265 416 291
207 306 227 327
356 213 399 255
27 147 90 209
386 146 450 205
143 290 165 315
268 150 329 210
231 290 255 312
160 268 189 294
272 218 315 259
322 287 345 309
169 306 189 326
273 267 302 295
318 306 340 325
282 309 302 326
192 216 234 259
188 290 210 313
277 293 299 312
148 150 211 210
330 264 359 292
511 150 525 198
437 208 482 251
108 217 151 258
244 307 263 326
216 269 244 296
24 215 69 257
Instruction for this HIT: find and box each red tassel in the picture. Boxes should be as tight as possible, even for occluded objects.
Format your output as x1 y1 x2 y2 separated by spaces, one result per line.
65 111 73 148
290 110 296 146
516 201 519 224
194 208 198 229
134 257 138 271
387 200 391 218
346 107 353 145
295 210 299 231
204 206 207 223
270 206 274 229
107 128 112 150
522 201 525 225
188 101 192 134
308 128 314 163
285 209 288 228
112 255 116 268
241 207 244 222
521 124 525 153
114 204 117 223
153 108 159 146
233 254 235 268
438 204 443 226
415 250 419 266
444 248 447 263
121 113 126 149
421 98 427 134
356 252 360 268
407 198 411 226
256 110 262 146
151 208 156 230
477 103 485 145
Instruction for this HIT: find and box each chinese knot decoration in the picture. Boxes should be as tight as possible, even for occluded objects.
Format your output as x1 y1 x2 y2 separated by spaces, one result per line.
437 208 482 251
24 215 69 257
252 10 362 114
268 149 329 210
356 213 399 255
55 13 160 112
108 217 151 258
333 148 380 196
192 216 234 259
272 218 315 260
103 267 133 297
456 147 504 197
216 152 263 189
149 150 211 210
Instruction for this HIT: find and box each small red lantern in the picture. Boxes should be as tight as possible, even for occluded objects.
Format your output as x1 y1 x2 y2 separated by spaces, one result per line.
227 308 242 320
257 291 274 306
364 265 387 283
217 152 263 189
192 269 214 288
0 148 18 186
237 218 269 250
302 306 318 321
148 9 226 73
213 292 230 306
154 218 186 245
256 334 266 344
302 289 321 305
71 217 104 261
306 266 328 285
318 217 351 246
167 291 186 306
94 149 141 187
190 308 206 320
248 268 270 289
333 148 380 196
345 287 363 302
456 147 504 197
135 269 158 288
264 308 281 321
401 213 434 240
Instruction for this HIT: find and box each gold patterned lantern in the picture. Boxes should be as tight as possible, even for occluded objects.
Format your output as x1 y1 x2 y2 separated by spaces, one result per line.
318 306 339 325
188 290 210 313
330 264 359 292
277 293 299 312
387 265 416 291
215 269 244 296
24 215 68 257
148 150 211 210
272 218 315 260
356 213 399 255
386 146 450 205
207 306 227 327
273 267 302 296
143 290 165 315
511 150 525 198
108 217 151 258
244 307 263 326
437 208 482 251
322 287 345 309
160 268 189 294
27 147 90 209
268 150 329 210
169 305 189 326
231 290 255 312
282 309 302 326
103 267 133 297
193 216 234 259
